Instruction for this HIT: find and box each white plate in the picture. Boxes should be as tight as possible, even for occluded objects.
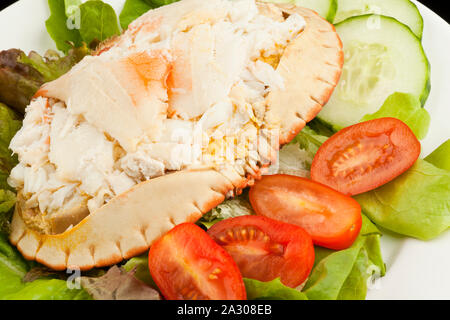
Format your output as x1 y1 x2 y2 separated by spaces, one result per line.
1 0 449 300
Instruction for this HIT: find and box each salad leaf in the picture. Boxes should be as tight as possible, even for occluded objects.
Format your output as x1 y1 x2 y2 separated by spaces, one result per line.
46 0 84 53
3 278 92 300
46 0 121 52
0 103 21 187
0 190 16 234
290 126 328 160
119 0 181 29
0 233 91 300
425 139 450 171
122 254 157 288
199 194 254 228
275 144 311 177
79 1 121 47
23 266 66 283
0 103 20 234
64 0 82 16
355 160 450 240
336 246 370 300
0 47 89 113
304 215 385 300
18 45 89 83
306 118 335 138
244 278 308 300
360 92 431 140
269 125 329 175
120 0 154 30
80 266 161 300
0 50 44 113
145 0 179 6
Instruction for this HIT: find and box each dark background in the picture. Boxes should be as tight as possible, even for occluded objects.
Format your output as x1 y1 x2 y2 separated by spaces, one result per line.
0 0 449 23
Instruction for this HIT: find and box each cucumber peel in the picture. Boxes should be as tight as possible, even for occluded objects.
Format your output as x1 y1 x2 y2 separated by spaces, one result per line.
333 0 424 39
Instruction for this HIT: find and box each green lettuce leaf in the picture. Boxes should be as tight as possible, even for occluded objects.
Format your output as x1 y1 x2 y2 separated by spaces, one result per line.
360 92 431 140
244 278 308 300
120 0 154 29
303 215 385 300
46 0 84 53
79 1 121 47
355 160 450 240
3 278 92 300
0 233 91 300
64 0 82 16
305 118 335 137
119 0 180 30
46 0 121 52
336 246 371 300
145 0 179 6
425 139 450 171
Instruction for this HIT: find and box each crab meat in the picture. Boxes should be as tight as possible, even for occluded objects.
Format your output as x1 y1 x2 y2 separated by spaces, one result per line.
9 1 344 270
9 0 307 234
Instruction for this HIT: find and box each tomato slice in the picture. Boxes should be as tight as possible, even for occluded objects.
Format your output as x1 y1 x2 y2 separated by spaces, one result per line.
148 223 246 300
311 117 421 196
208 215 314 288
249 175 362 250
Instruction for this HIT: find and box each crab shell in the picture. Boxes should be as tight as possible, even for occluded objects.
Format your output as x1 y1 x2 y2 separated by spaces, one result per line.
10 3 343 271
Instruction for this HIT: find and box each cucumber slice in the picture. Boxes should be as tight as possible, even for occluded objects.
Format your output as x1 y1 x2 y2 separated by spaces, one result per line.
265 0 337 22
294 0 337 22
334 0 423 39
318 15 430 130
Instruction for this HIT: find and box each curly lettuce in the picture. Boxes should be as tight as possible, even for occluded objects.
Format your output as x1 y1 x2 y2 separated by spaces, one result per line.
0 50 43 113
199 194 255 228
0 46 89 113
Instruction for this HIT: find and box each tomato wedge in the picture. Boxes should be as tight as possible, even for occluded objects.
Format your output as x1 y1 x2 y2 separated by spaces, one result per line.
208 216 314 288
148 223 246 300
311 117 421 196
249 175 362 250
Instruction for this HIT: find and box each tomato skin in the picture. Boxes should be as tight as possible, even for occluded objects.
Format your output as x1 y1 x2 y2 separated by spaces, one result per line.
208 215 315 288
249 175 362 250
148 223 246 300
311 117 421 196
